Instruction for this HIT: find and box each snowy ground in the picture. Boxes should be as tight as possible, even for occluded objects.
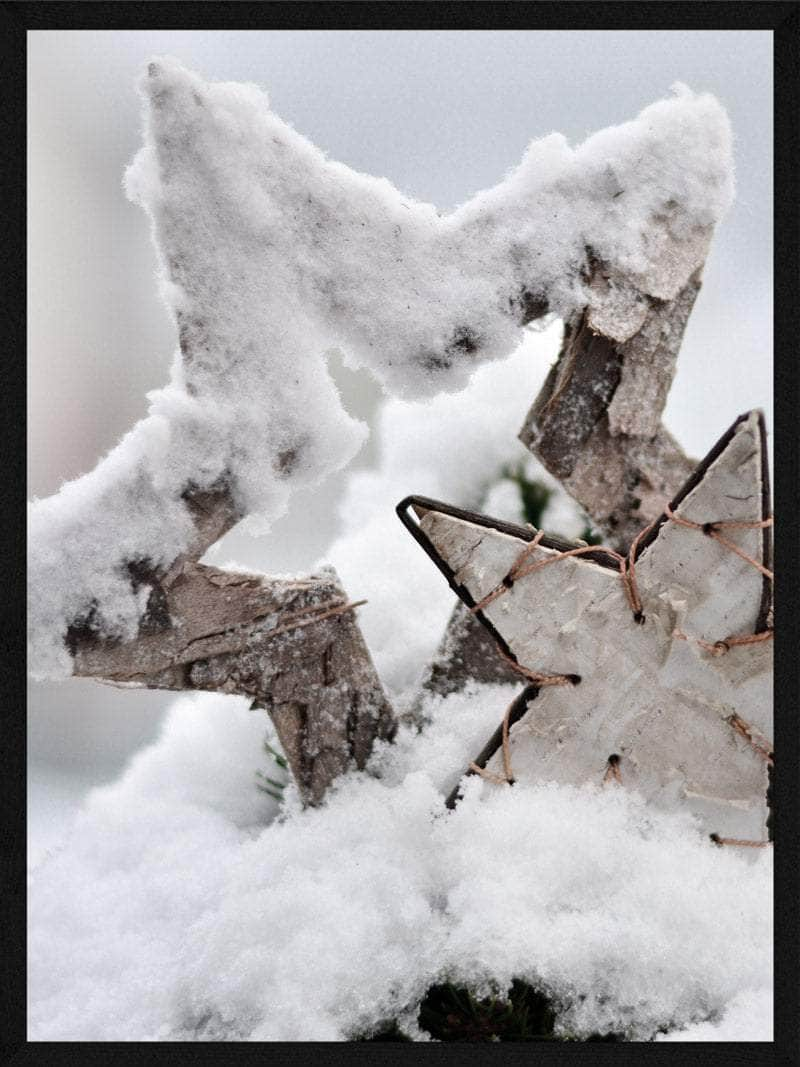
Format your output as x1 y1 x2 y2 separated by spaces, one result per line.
28 330 772 1041
27 687 772 1041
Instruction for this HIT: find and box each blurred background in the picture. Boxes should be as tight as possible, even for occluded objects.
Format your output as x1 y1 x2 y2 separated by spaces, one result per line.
28 29 772 858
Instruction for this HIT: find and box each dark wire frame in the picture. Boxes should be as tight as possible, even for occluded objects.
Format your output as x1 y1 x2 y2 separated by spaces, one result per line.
395 409 772 808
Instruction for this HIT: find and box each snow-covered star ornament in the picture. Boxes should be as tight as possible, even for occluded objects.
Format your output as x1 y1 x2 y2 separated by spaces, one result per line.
399 411 773 842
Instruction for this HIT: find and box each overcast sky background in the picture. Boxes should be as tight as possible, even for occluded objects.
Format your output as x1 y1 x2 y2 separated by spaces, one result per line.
28 30 772 845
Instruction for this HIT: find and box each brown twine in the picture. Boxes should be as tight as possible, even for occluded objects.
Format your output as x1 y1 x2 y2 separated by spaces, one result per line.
495 645 574 688
672 627 773 658
727 713 774 765
455 500 774 788
621 517 660 621
662 503 774 655
468 761 508 786
663 503 774 580
469 527 546 614
471 541 631 616
469 532 626 688
469 524 658 624
602 754 623 786
710 834 771 849
259 598 367 641
468 693 520 787
466 502 773 683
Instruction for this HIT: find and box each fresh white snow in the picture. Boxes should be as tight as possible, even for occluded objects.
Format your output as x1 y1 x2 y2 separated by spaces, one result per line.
28 59 732 679
27 337 771 1044
28 61 768 1042
28 686 772 1041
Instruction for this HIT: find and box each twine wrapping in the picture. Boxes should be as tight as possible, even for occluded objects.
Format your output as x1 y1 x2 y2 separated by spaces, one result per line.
461 499 773 803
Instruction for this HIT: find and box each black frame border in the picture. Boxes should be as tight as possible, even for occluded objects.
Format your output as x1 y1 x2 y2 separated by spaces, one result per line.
7 3 798 1063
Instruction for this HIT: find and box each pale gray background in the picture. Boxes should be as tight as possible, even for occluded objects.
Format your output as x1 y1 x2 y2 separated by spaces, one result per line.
28 30 772 851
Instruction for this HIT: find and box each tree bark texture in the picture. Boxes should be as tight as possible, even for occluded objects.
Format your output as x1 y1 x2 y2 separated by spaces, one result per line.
417 601 521 704
519 266 700 550
73 553 395 806
71 481 395 805
417 256 708 701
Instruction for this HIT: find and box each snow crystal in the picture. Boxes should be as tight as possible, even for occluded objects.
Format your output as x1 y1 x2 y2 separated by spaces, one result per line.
28 58 732 677
28 685 771 1042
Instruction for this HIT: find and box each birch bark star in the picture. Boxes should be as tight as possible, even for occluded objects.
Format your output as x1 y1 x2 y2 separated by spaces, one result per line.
401 410 773 841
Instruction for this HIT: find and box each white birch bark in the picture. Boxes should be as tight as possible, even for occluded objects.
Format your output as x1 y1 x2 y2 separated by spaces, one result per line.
411 412 772 840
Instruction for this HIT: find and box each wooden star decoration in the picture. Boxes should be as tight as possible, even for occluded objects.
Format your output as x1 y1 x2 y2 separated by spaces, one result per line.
398 411 773 842
69 485 395 808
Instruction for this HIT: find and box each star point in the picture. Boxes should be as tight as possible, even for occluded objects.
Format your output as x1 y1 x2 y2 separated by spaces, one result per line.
399 411 773 840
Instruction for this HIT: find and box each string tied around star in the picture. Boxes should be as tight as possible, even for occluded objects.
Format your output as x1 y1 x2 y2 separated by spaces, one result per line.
461 499 774 829
256 598 367 641
468 501 773 694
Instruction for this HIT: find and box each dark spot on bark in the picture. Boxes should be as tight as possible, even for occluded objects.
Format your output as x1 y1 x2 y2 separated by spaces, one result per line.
345 692 360 759
421 327 483 371
181 476 234 516
64 602 101 656
581 245 601 284
126 559 159 589
296 704 313 791
275 443 305 476
167 253 186 278
322 643 335 687
447 326 481 356
180 476 240 549
176 313 210 363
127 560 171 635
419 351 452 372
512 290 549 325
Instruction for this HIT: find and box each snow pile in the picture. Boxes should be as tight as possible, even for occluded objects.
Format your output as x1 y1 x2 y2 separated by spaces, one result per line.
28 687 772 1042
28 332 770 1042
656 988 772 1041
28 59 732 677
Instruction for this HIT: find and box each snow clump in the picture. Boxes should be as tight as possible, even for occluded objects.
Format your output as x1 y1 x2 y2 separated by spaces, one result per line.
28 59 733 677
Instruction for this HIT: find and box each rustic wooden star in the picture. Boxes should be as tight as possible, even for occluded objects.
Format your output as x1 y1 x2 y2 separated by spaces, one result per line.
69 486 395 808
398 411 773 842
